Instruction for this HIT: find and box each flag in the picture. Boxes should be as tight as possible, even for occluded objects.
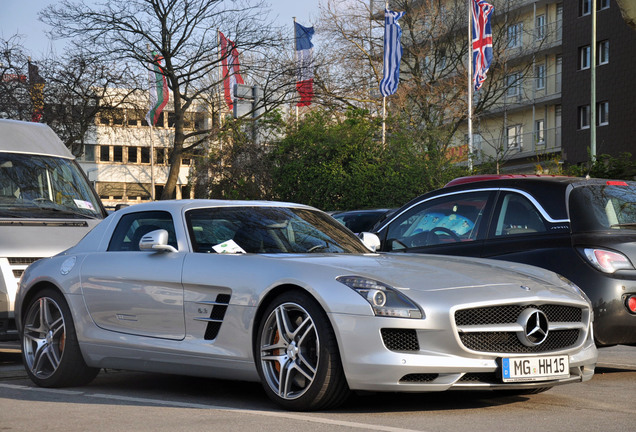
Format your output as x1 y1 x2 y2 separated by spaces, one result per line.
28 61 45 122
219 31 244 110
146 51 169 126
379 9 405 97
295 22 314 107
471 0 494 91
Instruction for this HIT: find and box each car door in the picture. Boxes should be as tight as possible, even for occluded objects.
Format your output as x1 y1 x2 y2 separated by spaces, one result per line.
481 191 572 266
80 210 187 340
378 190 496 257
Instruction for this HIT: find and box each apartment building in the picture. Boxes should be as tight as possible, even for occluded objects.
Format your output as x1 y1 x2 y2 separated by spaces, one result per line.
561 0 636 164
470 0 635 172
470 0 564 172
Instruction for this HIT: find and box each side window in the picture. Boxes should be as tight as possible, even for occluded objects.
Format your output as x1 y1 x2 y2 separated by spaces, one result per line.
493 193 547 236
386 191 491 250
108 211 178 251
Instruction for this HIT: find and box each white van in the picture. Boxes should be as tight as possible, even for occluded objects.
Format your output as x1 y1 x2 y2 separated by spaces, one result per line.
0 119 107 340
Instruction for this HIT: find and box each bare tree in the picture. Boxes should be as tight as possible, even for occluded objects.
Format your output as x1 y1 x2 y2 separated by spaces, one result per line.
41 0 285 199
0 36 33 121
317 0 545 166
41 48 139 152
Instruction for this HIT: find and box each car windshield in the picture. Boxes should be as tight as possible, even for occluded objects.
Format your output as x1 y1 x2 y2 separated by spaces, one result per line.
186 206 371 254
570 183 636 232
0 153 103 219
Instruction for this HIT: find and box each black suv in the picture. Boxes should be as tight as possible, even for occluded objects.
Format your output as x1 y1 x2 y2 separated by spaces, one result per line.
373 175 636 347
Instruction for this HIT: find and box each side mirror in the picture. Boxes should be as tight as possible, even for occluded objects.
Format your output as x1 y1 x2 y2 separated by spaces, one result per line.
139 229 178 253
359 232 381 252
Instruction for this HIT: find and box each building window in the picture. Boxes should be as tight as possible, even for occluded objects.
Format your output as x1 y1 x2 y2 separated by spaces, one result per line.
579 45 591 70
99 145 110 162
598 101 609 126
507 125 523 149
506 73 521 97
535 64 546 90
127 110 144 127
599 0 609 11
156 148 165 165
578 105 591 129
83 144 96 162
127 147 137 163
598 40 609 65
535 120 545 145
535 15 545 40
168 112 177 128
113 146 123 163
507 23 523 48
580 0 591 16
141 147 151 164
112 109 124 126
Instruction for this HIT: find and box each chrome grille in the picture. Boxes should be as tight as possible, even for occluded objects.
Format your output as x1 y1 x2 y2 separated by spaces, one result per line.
381 328 419 352
455 304 582 326
7 257 42 279
460 329 580 353
455 304 586 354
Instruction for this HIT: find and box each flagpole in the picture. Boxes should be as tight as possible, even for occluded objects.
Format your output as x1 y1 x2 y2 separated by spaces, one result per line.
467 0 474 171
382 1 388 148
147 44 156 201
293 17 299 125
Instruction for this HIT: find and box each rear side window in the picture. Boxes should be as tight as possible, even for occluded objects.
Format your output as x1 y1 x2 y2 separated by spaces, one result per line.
386 191 491 250
108 211 177 251
493 193 547 236
570 183 636 232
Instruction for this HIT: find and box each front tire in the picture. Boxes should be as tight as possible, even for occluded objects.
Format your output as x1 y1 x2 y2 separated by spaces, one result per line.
255 291 350 410
21 288 99 387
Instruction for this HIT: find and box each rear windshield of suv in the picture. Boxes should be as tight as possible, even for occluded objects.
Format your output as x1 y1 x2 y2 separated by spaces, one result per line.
570 183 636 232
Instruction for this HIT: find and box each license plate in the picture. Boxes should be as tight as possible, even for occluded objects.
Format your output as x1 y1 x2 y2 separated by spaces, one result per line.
502 355 569 382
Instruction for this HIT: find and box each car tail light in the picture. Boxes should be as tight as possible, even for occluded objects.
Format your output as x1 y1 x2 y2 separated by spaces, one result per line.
627 295 636 314
583 248 634 273
606 180 628 186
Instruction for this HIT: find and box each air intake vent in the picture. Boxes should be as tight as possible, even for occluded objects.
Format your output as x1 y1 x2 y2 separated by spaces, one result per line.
381 328 419 352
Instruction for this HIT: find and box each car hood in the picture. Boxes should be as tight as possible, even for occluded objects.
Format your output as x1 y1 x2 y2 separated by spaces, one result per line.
276 253 580 301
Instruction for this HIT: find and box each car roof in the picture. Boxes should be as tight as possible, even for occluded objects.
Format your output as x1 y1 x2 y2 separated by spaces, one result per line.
394 176 636 223
0 119 74 159
114 199 319 215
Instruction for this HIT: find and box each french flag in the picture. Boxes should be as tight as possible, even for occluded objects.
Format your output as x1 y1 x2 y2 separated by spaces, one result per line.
295 22 314 107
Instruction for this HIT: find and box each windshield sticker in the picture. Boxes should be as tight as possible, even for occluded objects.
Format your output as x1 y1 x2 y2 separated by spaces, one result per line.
213 239 246 254
74 199 95 211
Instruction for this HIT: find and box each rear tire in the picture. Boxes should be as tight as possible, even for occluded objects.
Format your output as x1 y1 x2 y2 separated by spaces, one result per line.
21 288 99 387
254 291 350 410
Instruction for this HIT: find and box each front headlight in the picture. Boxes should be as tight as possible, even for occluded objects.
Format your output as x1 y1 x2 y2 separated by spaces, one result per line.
336 276 423 319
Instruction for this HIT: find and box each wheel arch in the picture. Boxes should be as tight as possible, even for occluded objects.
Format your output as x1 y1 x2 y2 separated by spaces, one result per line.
18 281 65 333
252 283 316 348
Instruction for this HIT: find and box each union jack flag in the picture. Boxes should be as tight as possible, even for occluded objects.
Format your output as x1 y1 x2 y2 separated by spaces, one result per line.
471 0 494 91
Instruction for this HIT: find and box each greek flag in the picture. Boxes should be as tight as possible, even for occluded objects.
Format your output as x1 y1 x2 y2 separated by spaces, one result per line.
379 9 405 97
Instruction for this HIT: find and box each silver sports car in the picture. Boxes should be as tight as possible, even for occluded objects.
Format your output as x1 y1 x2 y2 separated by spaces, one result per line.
16 200 597 410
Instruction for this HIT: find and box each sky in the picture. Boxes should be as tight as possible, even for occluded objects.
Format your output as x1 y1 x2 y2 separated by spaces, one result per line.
0 0 323 58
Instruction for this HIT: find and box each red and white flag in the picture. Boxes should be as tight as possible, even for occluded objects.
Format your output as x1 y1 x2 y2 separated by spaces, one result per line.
219 31 245 110
295 22 314 107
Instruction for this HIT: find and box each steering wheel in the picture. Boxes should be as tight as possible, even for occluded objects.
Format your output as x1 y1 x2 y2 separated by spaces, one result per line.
430 226 461 242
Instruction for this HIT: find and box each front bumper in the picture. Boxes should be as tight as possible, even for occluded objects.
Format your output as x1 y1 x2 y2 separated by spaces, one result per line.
330 313 597 392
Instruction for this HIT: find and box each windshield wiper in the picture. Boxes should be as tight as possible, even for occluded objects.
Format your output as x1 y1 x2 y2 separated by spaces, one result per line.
26 201 99 219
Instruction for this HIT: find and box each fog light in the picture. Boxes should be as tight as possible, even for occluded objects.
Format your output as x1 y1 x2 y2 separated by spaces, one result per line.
626 295 636 314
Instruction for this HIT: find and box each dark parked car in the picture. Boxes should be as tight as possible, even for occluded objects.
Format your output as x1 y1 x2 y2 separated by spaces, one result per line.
331 208 395 233
372 175 636 347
